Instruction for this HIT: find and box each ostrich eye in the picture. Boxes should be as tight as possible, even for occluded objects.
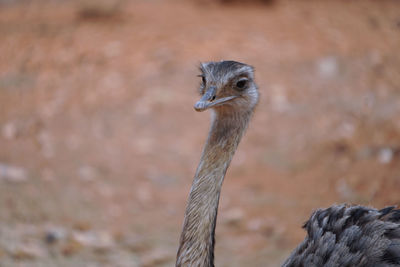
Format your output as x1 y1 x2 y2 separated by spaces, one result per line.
236 79 247 90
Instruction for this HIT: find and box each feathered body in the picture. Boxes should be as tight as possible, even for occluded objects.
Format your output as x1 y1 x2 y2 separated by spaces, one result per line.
283 205 400 267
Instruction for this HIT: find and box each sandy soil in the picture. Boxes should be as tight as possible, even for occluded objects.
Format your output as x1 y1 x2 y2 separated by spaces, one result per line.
0 0 400 266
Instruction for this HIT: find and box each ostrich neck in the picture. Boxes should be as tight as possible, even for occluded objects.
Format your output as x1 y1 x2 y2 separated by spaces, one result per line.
176 110 252 267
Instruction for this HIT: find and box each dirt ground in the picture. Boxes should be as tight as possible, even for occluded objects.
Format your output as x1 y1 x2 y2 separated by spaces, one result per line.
0 0 400 266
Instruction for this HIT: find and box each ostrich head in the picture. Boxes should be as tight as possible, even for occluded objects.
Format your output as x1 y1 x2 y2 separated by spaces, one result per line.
194 61 259 114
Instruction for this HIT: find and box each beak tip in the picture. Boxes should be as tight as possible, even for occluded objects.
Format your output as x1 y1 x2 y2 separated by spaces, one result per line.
194 101 207 112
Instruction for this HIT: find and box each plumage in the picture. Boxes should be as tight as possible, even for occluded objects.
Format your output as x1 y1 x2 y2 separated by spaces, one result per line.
284 205 400 267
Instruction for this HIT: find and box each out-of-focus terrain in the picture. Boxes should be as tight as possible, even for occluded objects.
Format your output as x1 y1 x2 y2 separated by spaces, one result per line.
0 0 399 266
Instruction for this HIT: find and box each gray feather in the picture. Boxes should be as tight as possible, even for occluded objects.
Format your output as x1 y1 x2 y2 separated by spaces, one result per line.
283 205 400 267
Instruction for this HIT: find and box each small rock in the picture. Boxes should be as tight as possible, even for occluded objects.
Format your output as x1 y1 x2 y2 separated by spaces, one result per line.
337 122 355 139
270 84 290 113
336 178 354 201
108 204 122 218
134 137 155 155
368 51 383 67
147 171 178 186
77 0 123 20
357 147 374 160
96 183 114 198
120 236 152 253
378 148 393 164
0 247 5 259
136 186 152 204
104 41 121 58
11 244 46 260
73 221 92 232
37 130 54 158
72 230 115 250
41 168 55 182
0 163 28 182
44 227 67 245
101 71 124 95
78 165 98 182
107 250 141 267
62 239 84 256
94 231 115 250
246 217 284 238
222 208 244 226
2 122 17 139
141 248 172 267
247 218 264 231
12 250 36 260
45 232 58 245
317 56 339 78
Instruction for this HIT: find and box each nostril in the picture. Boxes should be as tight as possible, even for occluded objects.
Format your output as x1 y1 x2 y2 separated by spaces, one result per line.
211 95 216 101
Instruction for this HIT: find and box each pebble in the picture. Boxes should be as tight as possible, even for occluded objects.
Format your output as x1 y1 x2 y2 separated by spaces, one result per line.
222 208 244 226
11 244 46 260
71 230 115 250
136 186 152 204
377 147 393 164
141 248 172 267
78 165 98 182
317 56 339 78
270 84 290 113
0 163 28 183
120 236 151 253
37 130 54 158
246 217 285 238
247 218 264 231
1 122 17 139
104 41 122 58
336 178 354 201
62 239 84 256
44 227 67 245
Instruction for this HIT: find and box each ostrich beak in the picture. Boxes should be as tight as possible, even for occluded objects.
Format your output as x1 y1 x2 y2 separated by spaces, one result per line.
194 86 216 112
194 87 237 112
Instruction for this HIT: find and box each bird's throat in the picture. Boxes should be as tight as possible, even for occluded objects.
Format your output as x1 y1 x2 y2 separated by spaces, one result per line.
176 110 253 267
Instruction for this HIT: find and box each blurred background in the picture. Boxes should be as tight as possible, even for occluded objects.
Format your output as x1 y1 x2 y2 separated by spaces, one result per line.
1 0 400 266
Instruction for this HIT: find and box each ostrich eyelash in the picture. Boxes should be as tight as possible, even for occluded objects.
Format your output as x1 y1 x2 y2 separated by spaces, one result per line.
197 75 206 95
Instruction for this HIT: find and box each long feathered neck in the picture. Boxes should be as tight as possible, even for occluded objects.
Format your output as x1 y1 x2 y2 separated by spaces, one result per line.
176 108 253 267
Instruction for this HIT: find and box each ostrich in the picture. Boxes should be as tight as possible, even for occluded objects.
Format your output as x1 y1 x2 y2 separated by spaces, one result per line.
176 60 400 267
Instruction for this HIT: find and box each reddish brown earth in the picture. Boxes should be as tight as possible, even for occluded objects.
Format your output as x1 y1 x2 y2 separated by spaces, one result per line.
0 0 400 266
